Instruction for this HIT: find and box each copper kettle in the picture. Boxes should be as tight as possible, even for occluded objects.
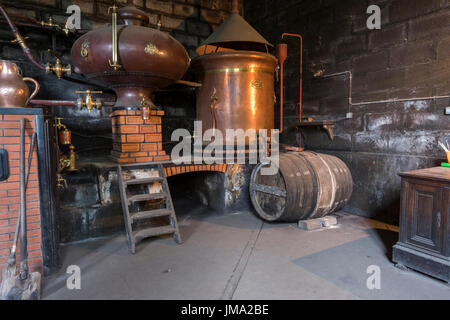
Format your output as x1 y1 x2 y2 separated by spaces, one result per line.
0 60 40 108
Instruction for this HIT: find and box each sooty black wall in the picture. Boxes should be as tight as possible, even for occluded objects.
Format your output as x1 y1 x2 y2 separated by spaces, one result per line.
245 0 450 223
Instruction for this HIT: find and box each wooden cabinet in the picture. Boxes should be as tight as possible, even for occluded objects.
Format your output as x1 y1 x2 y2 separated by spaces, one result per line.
393 167 450 283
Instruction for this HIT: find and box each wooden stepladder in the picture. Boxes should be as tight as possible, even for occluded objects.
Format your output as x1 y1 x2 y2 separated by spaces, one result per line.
117 162 182 254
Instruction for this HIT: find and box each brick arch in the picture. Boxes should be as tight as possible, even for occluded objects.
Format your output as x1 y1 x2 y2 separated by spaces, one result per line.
164 164 227 177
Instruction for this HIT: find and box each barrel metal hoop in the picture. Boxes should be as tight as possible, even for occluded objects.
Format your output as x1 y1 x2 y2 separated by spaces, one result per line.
252 183 287 198
249 160 284 221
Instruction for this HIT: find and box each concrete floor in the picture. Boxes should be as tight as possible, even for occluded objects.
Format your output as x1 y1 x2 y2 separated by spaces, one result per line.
42 206 450 300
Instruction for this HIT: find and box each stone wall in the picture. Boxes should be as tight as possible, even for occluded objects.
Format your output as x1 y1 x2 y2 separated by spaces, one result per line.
245 0 450 223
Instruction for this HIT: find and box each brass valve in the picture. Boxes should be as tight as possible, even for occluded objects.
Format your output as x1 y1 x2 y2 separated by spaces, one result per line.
45 58 72 79
56 173 67 189
59 145 77 172
140 97 156 120
41 16 58 28
76 90 103 112
61 19 75 36
55 117 67 130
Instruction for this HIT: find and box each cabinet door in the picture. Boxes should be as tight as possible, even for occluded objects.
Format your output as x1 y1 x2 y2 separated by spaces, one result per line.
406 182 444 254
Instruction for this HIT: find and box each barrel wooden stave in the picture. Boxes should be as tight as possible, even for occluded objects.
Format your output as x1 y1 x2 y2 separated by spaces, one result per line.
250 151 353 222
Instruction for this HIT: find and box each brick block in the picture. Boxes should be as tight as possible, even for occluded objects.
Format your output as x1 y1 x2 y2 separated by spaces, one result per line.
141 143 158 151
140 125 157 133
408 11 450 41
298 219 323 231
174 4 197 17
146 0 173 14
161 15 185 31
389 41 435 67
437 36 450 61
144 134 162 142
127 134 145 143
126 116 144 125
120 125 140 134
186 19 211 37
369 23 406 49
353 51 388 74
200 8 226 25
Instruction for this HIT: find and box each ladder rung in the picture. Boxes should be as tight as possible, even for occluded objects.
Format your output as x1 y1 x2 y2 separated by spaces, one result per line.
124 177 163 186
134 226 176 242
131 209 172 222
128 193 166 204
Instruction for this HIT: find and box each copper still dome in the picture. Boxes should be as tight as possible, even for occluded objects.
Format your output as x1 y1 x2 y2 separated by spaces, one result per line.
192 0 277 141
71 1 190 108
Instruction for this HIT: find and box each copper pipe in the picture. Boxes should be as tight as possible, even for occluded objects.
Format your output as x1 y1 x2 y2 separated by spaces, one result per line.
0 4 44 70
281 33 303 123
276 43 287 133
30 99 115 107
281 33 303 148
231 0 239 14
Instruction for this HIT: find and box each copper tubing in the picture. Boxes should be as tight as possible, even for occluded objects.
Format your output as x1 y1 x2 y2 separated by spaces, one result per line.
231 0 239 14
281 33 303 123
0 4 44 70
276 43 287 132
281 33 303 148
30 99 115 107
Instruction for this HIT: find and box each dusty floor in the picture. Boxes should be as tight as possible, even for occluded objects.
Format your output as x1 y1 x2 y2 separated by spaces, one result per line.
42 207 450 300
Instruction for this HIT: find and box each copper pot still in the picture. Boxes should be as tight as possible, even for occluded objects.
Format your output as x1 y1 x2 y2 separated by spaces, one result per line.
0 60 40 108
192 52 277 140
71 1 190 108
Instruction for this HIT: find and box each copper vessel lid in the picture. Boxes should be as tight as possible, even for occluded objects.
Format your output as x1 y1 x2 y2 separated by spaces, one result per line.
196 12 273 54
118 0 149 26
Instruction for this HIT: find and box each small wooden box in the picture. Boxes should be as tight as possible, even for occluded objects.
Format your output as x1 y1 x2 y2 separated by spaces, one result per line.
393 167 450 283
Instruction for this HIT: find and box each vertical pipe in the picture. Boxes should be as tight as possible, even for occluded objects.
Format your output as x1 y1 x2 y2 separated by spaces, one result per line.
19 118 28 280
231 0 239 14
281 33 303 146
276 43 287 133
109 4 121 70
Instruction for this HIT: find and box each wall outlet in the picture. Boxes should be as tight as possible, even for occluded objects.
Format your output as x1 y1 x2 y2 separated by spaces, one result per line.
445 107 450 115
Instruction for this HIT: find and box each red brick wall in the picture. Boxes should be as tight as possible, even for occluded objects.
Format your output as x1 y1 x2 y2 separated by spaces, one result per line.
110 110 171 163
0 114 42 280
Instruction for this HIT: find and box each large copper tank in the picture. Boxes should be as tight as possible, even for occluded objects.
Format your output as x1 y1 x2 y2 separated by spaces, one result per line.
192 51 277 135
192 1 276 142
71 2 190 107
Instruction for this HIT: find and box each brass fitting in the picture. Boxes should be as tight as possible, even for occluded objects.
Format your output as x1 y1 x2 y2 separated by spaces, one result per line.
59 145 77 172
55 117 67 130
140 97 156 120
76 90 103 112
10 35 30 47
45 58 72 79
56 173 67 189
61 19 75 36
40 16 58 28
69 145 77 171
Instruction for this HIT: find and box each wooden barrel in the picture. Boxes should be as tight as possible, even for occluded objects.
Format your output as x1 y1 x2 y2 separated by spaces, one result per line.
249 151 353 222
